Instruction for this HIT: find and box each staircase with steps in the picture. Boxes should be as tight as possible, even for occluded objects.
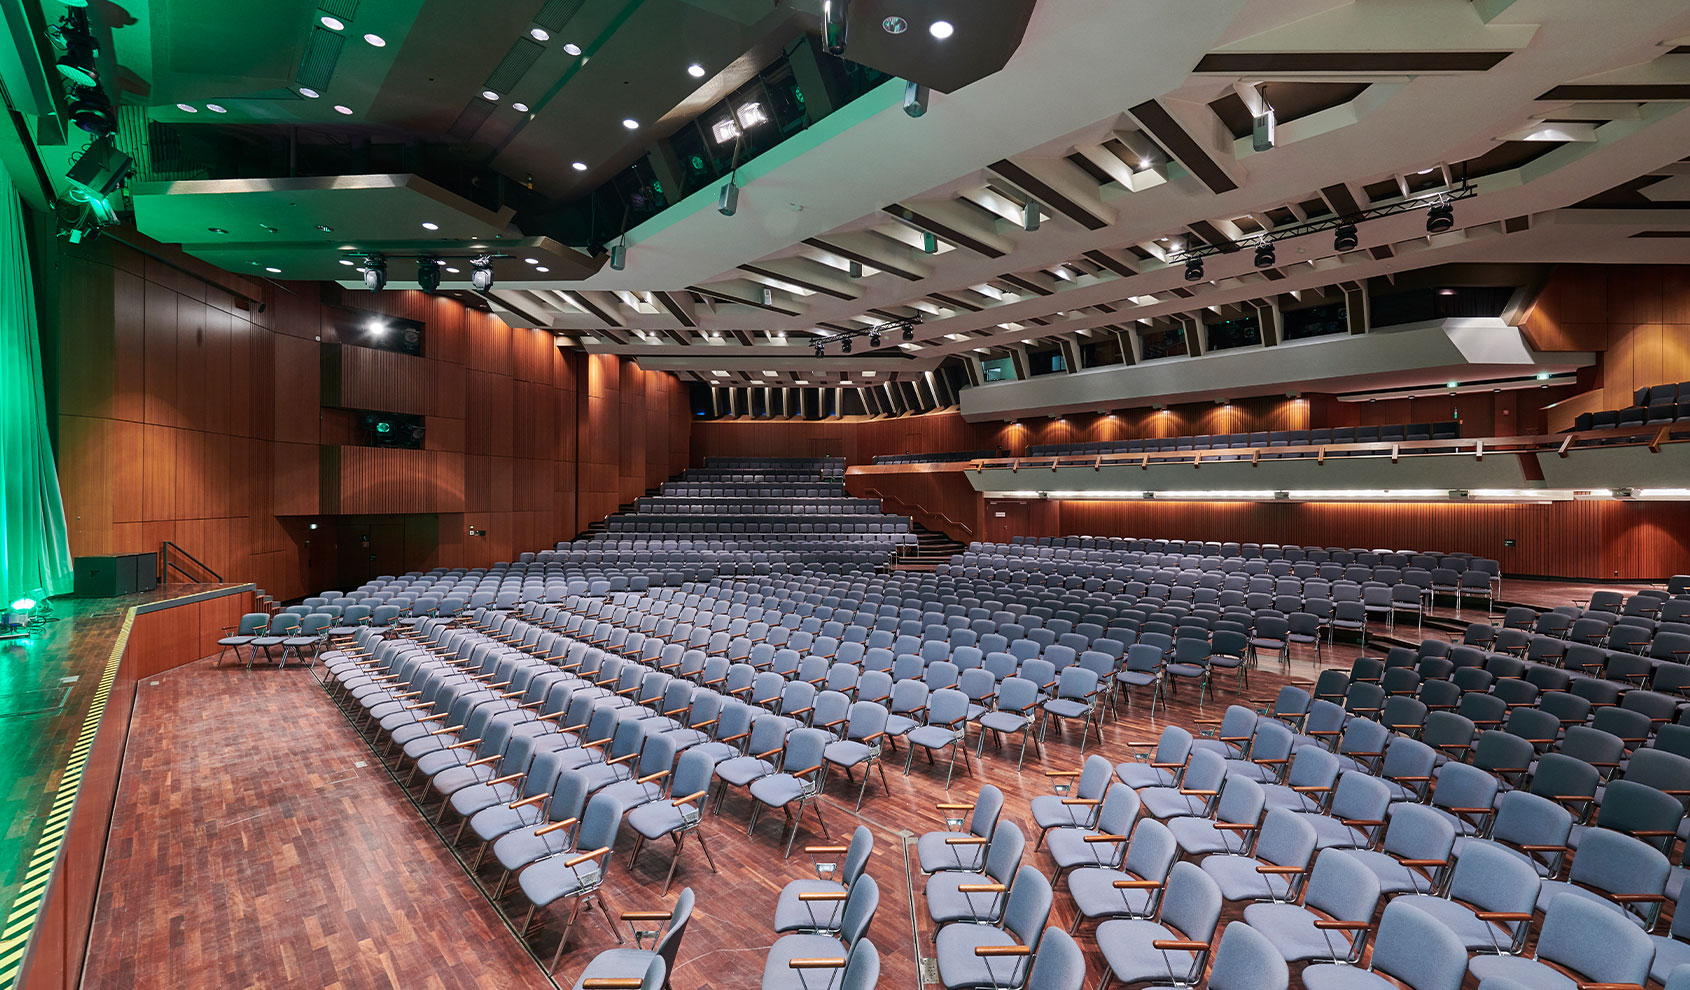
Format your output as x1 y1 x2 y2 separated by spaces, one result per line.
896 523 968 571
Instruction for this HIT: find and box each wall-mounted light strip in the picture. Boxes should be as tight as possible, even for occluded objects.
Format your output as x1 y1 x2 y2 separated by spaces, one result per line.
983 487 1690 502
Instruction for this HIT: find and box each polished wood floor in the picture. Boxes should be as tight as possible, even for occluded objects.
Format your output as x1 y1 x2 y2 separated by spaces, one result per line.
81 634 1375 990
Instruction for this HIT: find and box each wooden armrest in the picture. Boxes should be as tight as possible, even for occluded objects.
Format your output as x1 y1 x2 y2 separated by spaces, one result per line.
1256 865 1306 875
1219 736 1251 743
788 958 847 970
1045 769 1081 777
1112 879 1161 889
581 980 645 989
620 910 674 922
1083 834 1128 843
936 802 975 811
1341 819 1385 827
1061 798 1101 806
753 747 784 760
1212 822 1257 832
1446 807 1495 815
637 769 669 785
1178 788 1219 796
1313 920 1371 931
945 836 987 845
974 946 1031 957
956 883 1006 893
466 755 502 768
1150 761 1185 770
1291 785 1330 794
1518 844 1569 853
805 845 849 854
487 772 524 786
535 816 579 836
509 794 548 810
797 892 848 902
1393 775 1433 782
671 790 706 807
1474 912 1533 921
1151 940 1209 951
1609 893 1670 903
1399 859 1447 868
564 846 611 869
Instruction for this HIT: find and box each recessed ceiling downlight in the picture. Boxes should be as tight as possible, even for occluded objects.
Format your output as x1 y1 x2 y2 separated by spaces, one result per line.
320 15 344 30
929 20 954 39
363 33 386 47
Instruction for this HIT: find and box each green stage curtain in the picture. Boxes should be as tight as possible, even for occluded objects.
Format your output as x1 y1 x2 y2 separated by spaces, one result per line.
0 166 73 603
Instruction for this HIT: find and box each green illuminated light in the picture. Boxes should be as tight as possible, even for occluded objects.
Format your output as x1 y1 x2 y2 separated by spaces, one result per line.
10 598 35 612
375 421 393 434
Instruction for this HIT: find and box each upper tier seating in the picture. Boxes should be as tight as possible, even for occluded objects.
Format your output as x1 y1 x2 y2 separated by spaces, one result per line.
1572 381 1690 431
1026 422 1457 457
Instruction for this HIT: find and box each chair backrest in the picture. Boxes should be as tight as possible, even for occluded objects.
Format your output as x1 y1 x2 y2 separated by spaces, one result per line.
1003 865 1053 951
970 784 1004 839
1160 861 1222 947
840 940 879 990
1303 848 1380 933
1025 926 1086 990
1536 891 1655 987
839 873 880 946
1205 921 1289 990
1447 838 1539 925
983 821 1026 884
1368 900 1470 990
653 887 696 977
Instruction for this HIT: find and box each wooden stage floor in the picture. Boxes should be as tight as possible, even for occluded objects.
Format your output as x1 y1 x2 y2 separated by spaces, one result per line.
74 576 1658 989
0 585 239 941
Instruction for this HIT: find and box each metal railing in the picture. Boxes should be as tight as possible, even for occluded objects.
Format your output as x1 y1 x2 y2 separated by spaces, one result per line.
159 541 223 584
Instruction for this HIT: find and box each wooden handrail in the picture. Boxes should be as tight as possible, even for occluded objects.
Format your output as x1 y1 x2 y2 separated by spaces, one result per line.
861 487 974 538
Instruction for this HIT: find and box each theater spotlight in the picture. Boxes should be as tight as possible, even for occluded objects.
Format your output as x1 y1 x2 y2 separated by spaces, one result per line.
67 87 114 135
869 331 881 348
1426 202 1454 233
1253 242 1276 268
1183 257 1204 282
470 255 495 290
416 257 440 292
841 337 852 354
56 39 98 87
814 341 825 358
1333 223 1358 252
902 325 915 341
362 254 387 291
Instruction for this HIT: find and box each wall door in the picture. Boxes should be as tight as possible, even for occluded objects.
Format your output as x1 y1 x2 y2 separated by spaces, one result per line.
985 500 1027 542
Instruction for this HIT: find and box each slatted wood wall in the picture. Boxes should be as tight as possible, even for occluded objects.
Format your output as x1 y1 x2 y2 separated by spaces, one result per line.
40 235 689 600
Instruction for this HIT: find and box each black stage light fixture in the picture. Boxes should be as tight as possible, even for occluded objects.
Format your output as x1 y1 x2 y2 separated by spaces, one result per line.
869 330 881 347
841 337 852 354
57 39 98 87
67 86 113 135
471 255 495 290
1253 242 1276 268
1183 257 1204 282
902 324 915 341
417 257 440 292
814 341 825 358
822 0 849 55
1426 202 1454 233
363 254 387 291
1333 223 1358 252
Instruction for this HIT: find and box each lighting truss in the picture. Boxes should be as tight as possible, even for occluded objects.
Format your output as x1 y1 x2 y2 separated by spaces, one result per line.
1176 184 1478 265
811 315 922 355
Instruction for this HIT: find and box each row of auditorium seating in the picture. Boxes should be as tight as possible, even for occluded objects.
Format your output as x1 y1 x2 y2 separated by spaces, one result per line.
871 449 1000 465
1027 422 1459 457
310 554 1683 986
1572 381 1690 431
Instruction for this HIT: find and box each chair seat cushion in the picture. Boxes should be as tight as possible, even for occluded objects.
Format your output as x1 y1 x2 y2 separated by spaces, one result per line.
517 854 603 908
935 924 1025 990
773 880 847 932
627 799 697 841
1030 793 1092 831
494 827 573 873
760 934 848 990
1069 867 1158 921
1301 963 1426 990
907 726 961 750
1048 827 1125 871
1115 762 1176 789
1395 894 1521 953
471 803 546 843
1140 787 1210 820
715 756 775 788
218 636 255 647
575 948 660 989
449 780 520 819
1167 817 1252 858
1095 919 1201 986
748 773 807 807
1043 699 1088 719
918 832 986 873
1536 880 1649 927
1652 931 1690 984
430 763 498 795
1300 813 1374 850
825 741 874 768
1346 849 1439 895
1242 902 1360 963
1466 955 1577 990
1200 854 1299 902
978 712 1029 734
925 871 1005 925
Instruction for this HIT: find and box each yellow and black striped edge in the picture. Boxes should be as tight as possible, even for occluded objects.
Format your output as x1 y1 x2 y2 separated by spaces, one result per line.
0 584 255 990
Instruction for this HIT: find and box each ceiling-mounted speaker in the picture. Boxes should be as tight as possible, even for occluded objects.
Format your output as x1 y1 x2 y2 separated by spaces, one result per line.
65 135 131 195
902 81 928 118
717 179 739 217
609 243 626 270
1251 106 1276 152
